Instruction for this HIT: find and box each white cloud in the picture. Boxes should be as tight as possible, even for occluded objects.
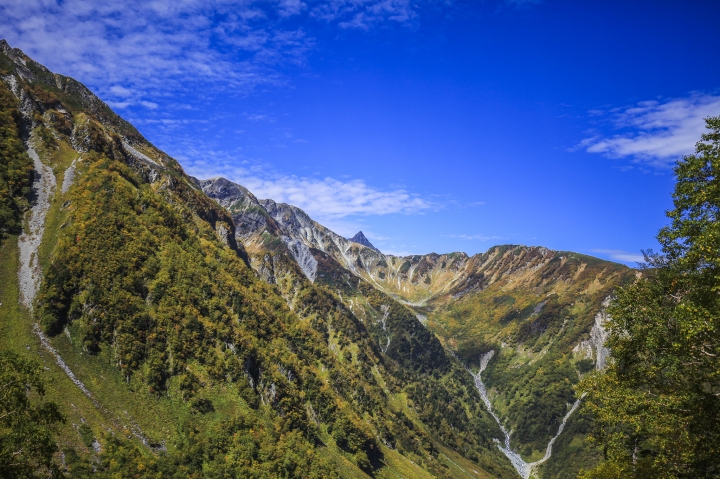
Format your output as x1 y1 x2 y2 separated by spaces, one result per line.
109 85 136 97
181 148 432 221
581 93 720 168
593 249 645 264
246 113 272 121
244 175 431 218
311 0 417 29
0 0 306 101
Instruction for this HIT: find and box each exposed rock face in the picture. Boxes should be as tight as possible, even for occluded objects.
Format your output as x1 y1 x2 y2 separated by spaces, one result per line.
283 236 318 282
198 177 281 242
349 231 380 252
18 146 55 310
572 295 613 370
200 177 633 310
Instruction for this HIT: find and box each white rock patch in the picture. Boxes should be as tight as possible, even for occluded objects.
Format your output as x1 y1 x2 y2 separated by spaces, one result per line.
282 237 318 282
122 140 160 166
61 158 78 195
572 296 612 370
18 145 55 310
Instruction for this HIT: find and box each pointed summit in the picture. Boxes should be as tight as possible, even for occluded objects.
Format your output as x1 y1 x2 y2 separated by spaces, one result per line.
349 231 380 252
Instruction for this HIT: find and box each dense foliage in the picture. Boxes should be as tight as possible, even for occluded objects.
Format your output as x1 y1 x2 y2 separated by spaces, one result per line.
429 256 628 449
62 407 337 479
579 117 720 478
353 281 511 475
0 352 65 479
0 83 33 236
36 153 392 472
251 251 516 477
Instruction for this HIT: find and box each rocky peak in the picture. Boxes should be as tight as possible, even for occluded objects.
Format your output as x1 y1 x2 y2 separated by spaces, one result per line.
199 177 259 208
349 231 380 252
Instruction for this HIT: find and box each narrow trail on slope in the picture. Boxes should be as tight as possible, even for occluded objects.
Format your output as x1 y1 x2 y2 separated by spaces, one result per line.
466 350 583 479
17 144 152 448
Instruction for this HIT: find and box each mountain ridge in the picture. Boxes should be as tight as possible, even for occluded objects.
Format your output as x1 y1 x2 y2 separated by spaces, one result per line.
201 174 638 478
0 38 637 479
0 40 520 479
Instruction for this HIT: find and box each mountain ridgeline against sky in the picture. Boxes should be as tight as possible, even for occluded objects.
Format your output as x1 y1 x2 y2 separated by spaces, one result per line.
199 177 637 478
349 231 381 253
0 39 636 479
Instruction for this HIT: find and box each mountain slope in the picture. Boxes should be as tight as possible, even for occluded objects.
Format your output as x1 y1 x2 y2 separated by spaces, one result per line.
201 176 638 478
0 40 520 478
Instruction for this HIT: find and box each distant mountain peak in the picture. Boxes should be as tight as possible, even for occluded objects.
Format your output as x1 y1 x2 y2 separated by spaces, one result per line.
349 231 380 252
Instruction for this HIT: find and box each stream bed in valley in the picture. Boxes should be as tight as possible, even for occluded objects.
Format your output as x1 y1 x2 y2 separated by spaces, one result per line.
470 350 582 479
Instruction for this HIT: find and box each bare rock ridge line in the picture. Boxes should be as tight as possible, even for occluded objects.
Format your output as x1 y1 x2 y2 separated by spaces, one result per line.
468 350 584 479
199 176 593 308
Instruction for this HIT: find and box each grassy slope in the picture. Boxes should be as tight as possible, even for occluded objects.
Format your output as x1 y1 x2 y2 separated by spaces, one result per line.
251 251 517 478
0 138 202 459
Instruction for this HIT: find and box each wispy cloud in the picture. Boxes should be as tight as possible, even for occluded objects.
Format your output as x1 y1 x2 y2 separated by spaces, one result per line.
243 175 432 218
181 148 433 221
445 234 503 241
311 0 418 29
593 249 644 264
0 0 310 102
580 93 720 168
0 0 431 106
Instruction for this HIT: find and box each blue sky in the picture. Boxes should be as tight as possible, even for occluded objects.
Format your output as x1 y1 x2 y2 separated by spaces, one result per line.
2 0 719 263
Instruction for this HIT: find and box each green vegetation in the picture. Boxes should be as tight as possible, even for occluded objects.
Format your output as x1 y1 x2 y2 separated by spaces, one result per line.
251 251 517 478
424 248 634 476
0 44 523 478
579 117 720 478
0 82 32 236
0 352 65 479
34 151 391 473
60 408 337 479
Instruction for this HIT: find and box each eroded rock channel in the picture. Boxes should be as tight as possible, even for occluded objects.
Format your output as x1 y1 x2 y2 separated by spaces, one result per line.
469 350 583 479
